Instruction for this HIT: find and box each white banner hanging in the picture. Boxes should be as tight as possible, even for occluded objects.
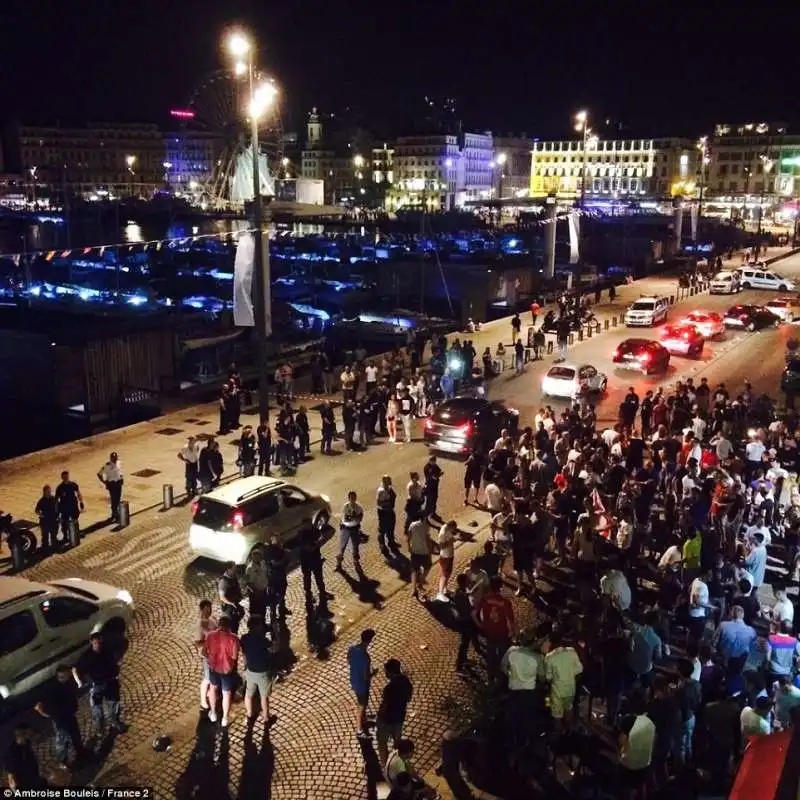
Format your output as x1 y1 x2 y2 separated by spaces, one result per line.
233 232 255 327
568 211 580 264
690 202 698 241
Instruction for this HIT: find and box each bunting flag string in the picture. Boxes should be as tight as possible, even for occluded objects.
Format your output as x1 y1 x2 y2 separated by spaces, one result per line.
0 226 258 265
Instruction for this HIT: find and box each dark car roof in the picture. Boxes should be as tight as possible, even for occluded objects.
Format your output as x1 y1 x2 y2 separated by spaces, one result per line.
432 396 490 422
663 323 697 334
618 338 660 351
727 304 757 313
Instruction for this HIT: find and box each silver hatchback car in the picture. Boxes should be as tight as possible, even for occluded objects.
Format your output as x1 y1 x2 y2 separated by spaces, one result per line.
188 476 331 564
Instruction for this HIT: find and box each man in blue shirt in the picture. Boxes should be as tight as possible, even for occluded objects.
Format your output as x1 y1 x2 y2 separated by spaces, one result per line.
348 629 376 739
714 605 757 672
744 532 768 589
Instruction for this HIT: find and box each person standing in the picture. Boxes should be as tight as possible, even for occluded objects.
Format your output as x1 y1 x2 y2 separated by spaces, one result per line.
195 599 217 711
265 537 291 631
342 399 356 451
237 425 257 477
463 447 485 506
436 520 457 601
544 630 584 733
35 664 86 768
178 435 201 496
55 470 83 542
348 628 376 739
555 316 570 362
399 389 414 444
218 562 244 635
514 338 525 375
341 365 356 402
406 513 433 600
3 725 43 790
319 401 336 455
453 573 482 675
386 393 399 443
511 313 521 344
218 383 231 435
376 659 414 767
97 451 124 523
204 616 240 728
35 484 59 552
72 633 124 736
376 475 398 553
298 519 330 612
423 455 443 520
296 405 310 459
404 472 424 535
365 360 379 396
240 616 277 727
256 421 272 475
336 490 365 570
244 547 269 619
198 437 220 493
474 576 516 682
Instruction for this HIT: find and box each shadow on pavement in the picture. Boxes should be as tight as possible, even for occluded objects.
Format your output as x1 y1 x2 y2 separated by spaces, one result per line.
338 563 385 608
357 735 383 800
175 716 232 800
238 722 275 799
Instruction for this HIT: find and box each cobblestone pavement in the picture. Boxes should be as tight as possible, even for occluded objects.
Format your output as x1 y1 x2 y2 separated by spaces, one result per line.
1 246 796 798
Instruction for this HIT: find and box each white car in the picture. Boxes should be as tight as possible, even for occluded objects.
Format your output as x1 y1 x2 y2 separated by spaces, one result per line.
709 271 741 294
541 363 607 400
624 296 670 327
738 268 795 292
189 476 332 565
679 310 725 338
765 297 800 323
0 576 134 703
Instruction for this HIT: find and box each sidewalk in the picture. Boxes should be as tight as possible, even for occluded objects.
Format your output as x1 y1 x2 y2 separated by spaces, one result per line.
0 246 793 536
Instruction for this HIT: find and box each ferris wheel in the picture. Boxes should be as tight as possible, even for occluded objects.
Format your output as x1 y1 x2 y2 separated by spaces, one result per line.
189 69 284 208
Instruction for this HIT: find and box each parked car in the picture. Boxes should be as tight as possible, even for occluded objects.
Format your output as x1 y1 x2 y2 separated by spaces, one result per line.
0 576 134 704
189 476 331 565
723 304 781 331
737 268 795 292
424 397 519 457
541 363 608 400
659 323 705 357
612 338 671 374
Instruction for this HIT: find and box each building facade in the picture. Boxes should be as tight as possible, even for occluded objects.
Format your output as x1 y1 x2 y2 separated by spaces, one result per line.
530 136 697 200
492 135 533 198
162 130 223 194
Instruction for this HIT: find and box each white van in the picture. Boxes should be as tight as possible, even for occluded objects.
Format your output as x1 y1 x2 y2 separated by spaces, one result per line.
709 270 741 294
624 296 670 327
738 268 795 292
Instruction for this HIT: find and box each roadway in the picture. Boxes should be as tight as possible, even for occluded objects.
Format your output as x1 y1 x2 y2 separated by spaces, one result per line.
7 251 800 798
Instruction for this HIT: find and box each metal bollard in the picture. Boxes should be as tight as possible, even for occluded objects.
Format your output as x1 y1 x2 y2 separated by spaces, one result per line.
163 484 174 511
612 315 618 326
669 295 675 305
10 535 25 572
604 319 610 330
578 329 584 341
68 520 80 549
568 333 575 345
524 348 533 363
118 500 131 529
547 340 554 354
587 325 593 338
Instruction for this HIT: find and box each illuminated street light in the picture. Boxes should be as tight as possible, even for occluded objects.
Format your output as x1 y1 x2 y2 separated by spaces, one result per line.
496 152 507 166
234 61 246 76
125 154 136 171
227 31 251 57
249 81 278 119
353 154 365 168
758 153 775 236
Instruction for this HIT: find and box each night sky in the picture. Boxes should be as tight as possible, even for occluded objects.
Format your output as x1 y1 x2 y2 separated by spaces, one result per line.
3 0 799 139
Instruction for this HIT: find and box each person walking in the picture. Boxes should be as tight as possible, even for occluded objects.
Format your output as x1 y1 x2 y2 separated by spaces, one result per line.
348 628 376 739
55 470 83 542
195 599 217 711
376 659 414 767
398 389 414 444
404 472 424 535
406 512 433 600
240 616 277 727
97 451 123 523
514 338 525 375
35 484 59 553
204 615 240 728
436 520 457 601
178 435 201 496
423 455 443 520
72 632 124 736
298 518 331 612
376 475 398 553
35 664 86 768
511 313 522 344
336 490 365 570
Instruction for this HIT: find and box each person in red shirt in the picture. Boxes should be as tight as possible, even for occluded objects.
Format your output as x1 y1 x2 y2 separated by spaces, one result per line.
204 615 240 727
530 302 540 326
473 576 516 682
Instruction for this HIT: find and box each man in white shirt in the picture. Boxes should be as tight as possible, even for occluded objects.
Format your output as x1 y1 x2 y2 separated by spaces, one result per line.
501 634 542 746
768 587 795 625
484 482 504 514
712 432 733 462
745 437 766 480
688 573 710 640
97 451 124 523
740 696 773 741
618 692 656 783
691 414 707 441
600 569 632 612
364 361 378 394
658 543 683 571
178 436 201 497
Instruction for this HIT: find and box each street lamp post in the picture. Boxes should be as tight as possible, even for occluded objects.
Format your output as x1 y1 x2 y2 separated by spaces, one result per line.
496 152 507 225
574 110 592 209
758 154 774 238
229 29 278 424
125 154 136 198
743 166 751 230
696 137 710 240
29 166 37 208
162 161 172 188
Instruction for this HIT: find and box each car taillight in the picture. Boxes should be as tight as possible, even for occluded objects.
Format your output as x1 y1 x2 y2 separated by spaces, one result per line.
458 423 472 436
612 348 620 358
191 501 199 516
231 511 244 530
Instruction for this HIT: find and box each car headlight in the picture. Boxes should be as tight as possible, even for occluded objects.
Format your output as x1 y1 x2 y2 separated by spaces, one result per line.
116 590 134 606
0 685 9 699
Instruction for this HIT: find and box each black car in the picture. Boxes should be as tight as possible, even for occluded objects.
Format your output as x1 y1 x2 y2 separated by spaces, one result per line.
611 338 671 375
723 304 780 331
424 397 519 456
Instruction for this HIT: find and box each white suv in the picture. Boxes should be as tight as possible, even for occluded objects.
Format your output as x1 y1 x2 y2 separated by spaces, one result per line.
709 271 741 294
738 268 795 292
624 296 669 327
0 576 134 703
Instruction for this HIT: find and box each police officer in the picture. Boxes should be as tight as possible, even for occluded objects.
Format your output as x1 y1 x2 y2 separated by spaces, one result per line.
296 405 311 460
298 518 331 612
178 435 201 497
319 401 336 455
55 470 83 541
256 421 272 475
264 537 291 630
97 451 124 523
423 455 444 520
218 563 244 635
336 490 365 570
237 425 257 477
376 475 398 552
34 485 59 552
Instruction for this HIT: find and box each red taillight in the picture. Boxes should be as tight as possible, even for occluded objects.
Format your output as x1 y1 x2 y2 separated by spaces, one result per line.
458 423 472 436
425 418 433 431
612 348 620 358
637 353 651 363
191 501 199 516
683 332 690 339
231 511 244 530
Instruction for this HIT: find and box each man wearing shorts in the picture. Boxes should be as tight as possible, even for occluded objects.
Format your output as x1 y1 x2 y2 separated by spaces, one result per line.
544 630 583 733
240 616 277 727
348 628 376 738
406 514 433 600
204 615 240 727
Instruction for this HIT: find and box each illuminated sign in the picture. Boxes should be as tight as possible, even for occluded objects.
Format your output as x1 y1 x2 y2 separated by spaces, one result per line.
781 157 800 166
170 109 195 120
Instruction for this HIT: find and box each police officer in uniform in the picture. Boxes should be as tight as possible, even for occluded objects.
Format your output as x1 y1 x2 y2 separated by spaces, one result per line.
298 518 331 612
336 491 365 570
178 436 201 497
55 470 83 542
256 421 272 475
376 475 398 553
97 452 124 523
218 563 244 635
237 425 257 477
319 401 336 454
423 455 444 520
35 485 59 552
